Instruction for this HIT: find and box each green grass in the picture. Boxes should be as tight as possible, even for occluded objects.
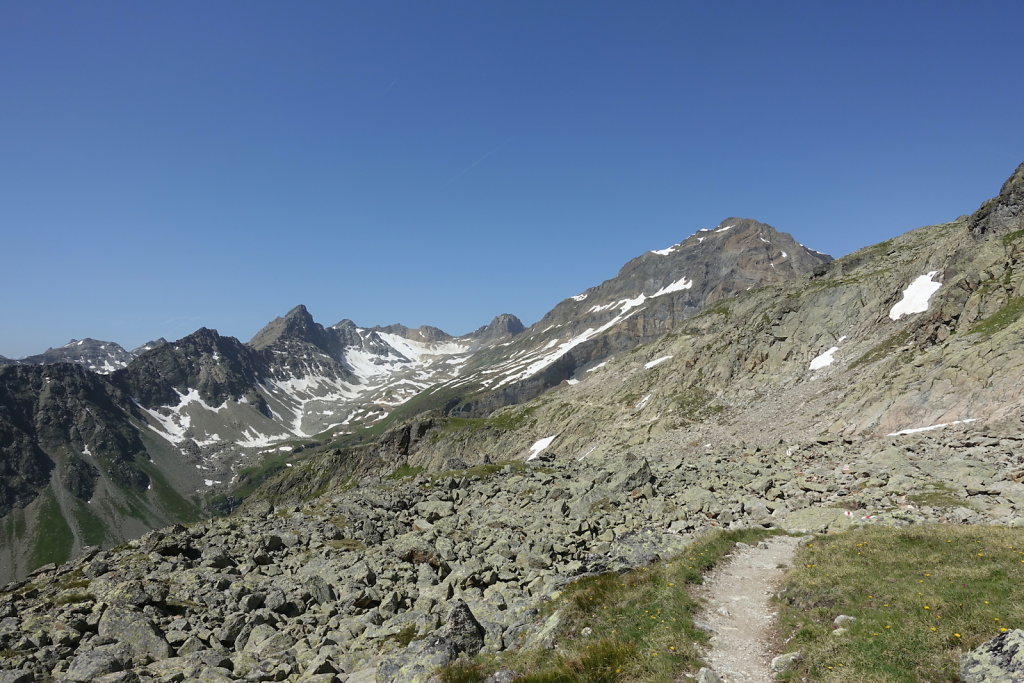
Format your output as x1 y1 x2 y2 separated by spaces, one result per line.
386 464 426 480
440 528 780 682
71 498 107 546
1001 228 1024 245
670 387 724 423
776 525 1024 682
968 297 1024 336
229 452 295 501
429 408 539 442
326 538 367 551
50 592 93 605
136 460 202 522
29 489 73 569
907 482 965 509
849 330 913 370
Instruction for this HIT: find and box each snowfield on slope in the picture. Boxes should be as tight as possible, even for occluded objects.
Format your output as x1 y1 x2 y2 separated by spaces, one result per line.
889 271 942 320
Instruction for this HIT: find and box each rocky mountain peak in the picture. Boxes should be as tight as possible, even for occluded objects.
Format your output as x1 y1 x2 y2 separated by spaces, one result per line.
471 314 526 341
249 304 333 353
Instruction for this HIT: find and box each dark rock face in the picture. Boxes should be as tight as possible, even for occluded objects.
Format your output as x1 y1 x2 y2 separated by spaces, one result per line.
970 162 1024 237
0 364 150 515
961 629 1024 682
115 328 266 409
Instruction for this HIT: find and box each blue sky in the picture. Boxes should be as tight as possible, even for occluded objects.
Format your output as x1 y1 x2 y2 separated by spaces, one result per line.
2 1 1022 358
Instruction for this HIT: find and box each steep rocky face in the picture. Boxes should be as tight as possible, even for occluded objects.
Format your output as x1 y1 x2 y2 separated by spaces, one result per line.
0 364 148 506
970 161 1024 237
15 338 136 374
249 305 347 360
0 363 206 582
115 328 266 410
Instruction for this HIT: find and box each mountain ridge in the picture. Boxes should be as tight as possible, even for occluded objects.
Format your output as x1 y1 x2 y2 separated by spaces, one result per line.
0 211 835 583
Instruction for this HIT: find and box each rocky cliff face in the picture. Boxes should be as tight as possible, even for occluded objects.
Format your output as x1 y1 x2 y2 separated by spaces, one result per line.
0 363 203 581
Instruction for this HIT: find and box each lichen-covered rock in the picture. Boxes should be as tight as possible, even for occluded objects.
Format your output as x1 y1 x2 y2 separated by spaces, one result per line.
961 629 1024 682
97 607 171 661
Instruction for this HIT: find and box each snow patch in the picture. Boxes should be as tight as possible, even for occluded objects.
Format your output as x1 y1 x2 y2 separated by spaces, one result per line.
586 361 608 373
652 276 693 297
571 293 588 302
887 418 978 436
809 347 839 370
644 355 673 369
635 394 652 409
527 435 557 461
566 378 579 385
889 271 942 320
377 332 470 362
715 224 735 233
650 244 677 256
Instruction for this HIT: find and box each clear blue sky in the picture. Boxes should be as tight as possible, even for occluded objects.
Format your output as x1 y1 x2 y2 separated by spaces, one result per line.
2 1 1022 358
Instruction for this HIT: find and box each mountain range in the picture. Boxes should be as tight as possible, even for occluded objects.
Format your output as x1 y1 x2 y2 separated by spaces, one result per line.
0 163 1021 585
0 164 1022 681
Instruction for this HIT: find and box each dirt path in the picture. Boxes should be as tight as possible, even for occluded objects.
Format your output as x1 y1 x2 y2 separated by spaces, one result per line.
694 535 802 682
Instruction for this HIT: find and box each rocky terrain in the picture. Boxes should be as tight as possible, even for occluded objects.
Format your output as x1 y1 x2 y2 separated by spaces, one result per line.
1 420 1024 681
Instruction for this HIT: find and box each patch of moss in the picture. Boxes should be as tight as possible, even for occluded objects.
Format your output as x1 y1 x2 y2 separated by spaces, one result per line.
51 592 93 605
386 464 426 480
326 538 367 551
908 482 965 509
671 387 724 423
969 297 1024 336
386 624 420 648
849 330 912 370
1002 228 1024 245
430 407 538 442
